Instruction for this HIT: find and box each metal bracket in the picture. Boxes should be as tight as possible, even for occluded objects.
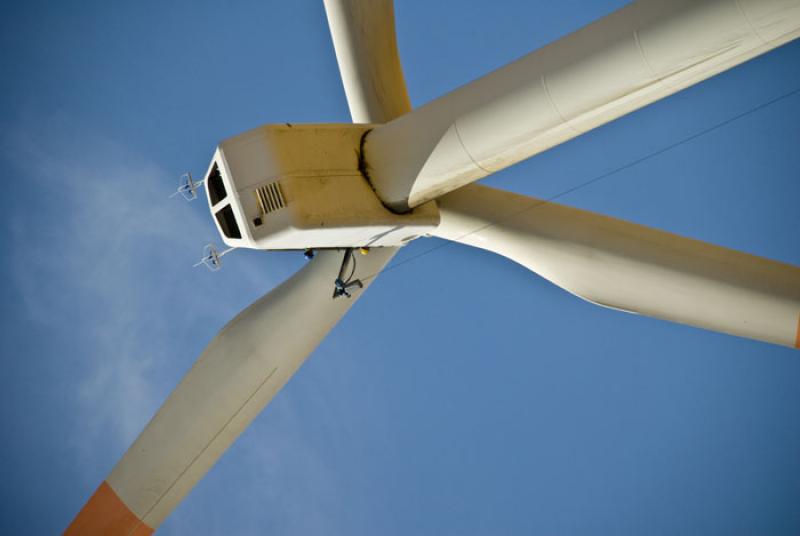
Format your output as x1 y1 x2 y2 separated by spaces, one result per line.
332 248 363 299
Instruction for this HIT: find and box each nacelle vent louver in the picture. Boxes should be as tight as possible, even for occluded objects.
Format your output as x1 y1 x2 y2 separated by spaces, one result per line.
254 181 286 215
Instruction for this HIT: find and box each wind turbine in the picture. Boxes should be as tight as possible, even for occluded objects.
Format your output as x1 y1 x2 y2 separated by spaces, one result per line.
66 0 800 533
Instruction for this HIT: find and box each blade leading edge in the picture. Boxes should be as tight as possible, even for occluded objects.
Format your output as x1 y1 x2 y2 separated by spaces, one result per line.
433 184 800 348
65 248 398 534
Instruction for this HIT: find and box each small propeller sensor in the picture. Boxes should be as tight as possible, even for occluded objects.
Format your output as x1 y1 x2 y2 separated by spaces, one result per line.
194 243 235 272
170 172 205 201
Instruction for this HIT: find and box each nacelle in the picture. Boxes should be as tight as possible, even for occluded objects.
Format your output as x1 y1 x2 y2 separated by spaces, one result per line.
204 123 439 250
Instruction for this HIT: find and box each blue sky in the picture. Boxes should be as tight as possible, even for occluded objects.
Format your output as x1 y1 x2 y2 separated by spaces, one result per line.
1 1 799 534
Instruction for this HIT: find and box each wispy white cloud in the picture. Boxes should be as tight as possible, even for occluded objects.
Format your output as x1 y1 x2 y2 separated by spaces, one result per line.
3 116 273 468
3 115 359 534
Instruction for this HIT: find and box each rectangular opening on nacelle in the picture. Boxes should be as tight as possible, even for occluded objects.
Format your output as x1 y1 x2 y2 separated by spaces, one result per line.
207 163 227 205
215 204 241 239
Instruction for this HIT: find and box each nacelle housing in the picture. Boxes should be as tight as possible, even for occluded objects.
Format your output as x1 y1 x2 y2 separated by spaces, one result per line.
204 123 439 250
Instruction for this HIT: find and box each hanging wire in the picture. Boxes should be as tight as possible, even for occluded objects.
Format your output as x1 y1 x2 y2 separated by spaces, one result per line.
361 85 800 282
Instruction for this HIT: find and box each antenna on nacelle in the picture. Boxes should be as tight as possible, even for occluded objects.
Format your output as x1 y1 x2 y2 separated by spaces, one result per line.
194 243 236 272
170 172 205 201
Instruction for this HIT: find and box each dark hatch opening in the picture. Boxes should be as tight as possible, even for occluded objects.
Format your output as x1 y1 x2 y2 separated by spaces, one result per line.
215 205 242 239
207 163 227 205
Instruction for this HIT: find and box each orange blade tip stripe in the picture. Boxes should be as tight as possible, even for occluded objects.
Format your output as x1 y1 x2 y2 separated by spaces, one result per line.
64 481 153 536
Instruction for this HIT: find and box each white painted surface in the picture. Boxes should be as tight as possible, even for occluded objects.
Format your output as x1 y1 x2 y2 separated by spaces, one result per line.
207 124 439 250
433 184 800 348
85 2 800 531
98 3 416 529
364 0 800 211
324 0 411 123
107 248 397 527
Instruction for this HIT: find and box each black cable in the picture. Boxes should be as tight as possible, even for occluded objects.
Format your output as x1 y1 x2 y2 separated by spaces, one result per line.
346 250 358 283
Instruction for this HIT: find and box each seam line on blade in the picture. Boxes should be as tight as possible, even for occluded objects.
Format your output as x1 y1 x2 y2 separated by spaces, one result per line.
734 0 767 45
132 366 279 532
541 74 582 135
453 120 491 174
633 29 675 92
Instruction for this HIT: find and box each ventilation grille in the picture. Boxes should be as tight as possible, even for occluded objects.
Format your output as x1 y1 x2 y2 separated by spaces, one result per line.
254 181 286 215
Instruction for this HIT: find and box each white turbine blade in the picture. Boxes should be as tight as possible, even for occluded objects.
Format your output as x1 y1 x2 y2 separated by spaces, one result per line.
362 0 800 211
323 0 411 123
433 184 800 348
65 248 397 535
